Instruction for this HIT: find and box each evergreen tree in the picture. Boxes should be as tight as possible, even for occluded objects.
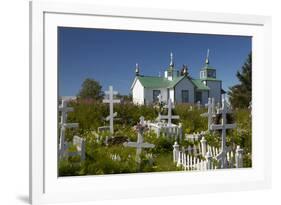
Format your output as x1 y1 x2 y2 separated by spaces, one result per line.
77 78 103 100
228 53 252 109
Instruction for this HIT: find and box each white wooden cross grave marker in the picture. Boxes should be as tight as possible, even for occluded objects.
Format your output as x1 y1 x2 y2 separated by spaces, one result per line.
157 93 162 103
103 86 120 135
58 100 79 158
210 98 236 168
157 98 179 134
123 116 155 163
201 97 215 131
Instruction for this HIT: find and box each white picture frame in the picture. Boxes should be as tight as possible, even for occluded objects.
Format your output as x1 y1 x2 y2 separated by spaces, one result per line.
30 1 272 204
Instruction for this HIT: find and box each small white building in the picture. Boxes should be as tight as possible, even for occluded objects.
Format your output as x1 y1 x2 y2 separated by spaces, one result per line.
131 52 224 105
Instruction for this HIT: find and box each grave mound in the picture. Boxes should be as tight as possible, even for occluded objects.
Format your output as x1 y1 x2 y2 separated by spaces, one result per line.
107 136 128 145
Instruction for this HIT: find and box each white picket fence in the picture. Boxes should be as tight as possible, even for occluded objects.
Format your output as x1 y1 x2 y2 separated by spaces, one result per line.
176 151 215 171
206 145 220 157
184 144 202 156
147 121 183 141
185 131 206 142
173 141 243 171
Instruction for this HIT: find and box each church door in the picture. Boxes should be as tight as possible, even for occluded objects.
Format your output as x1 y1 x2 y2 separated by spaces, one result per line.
181 90 189 103
153 90 161 103
195 91 202 103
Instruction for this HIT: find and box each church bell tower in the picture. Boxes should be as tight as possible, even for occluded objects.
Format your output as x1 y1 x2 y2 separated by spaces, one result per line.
200 49 217 80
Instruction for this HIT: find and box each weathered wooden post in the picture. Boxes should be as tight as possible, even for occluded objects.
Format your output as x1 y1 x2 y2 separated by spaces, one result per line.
200 136 207 156
178 123 182 142
182 146 186 169
173 141 180 163
235 146 243 168
205 151 212 170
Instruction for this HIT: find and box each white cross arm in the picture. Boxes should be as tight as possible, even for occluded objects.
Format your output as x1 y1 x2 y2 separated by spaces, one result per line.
217 108 233 114
123 142 138 147
226 123 236 129
105 90 118 95
105 112 117 121
140 143 155 148
102 99 121 103
59 107 74 112
61 123 79 128
123 142 155 148
210 123 236 130
158 115 179 120
215 152 223 161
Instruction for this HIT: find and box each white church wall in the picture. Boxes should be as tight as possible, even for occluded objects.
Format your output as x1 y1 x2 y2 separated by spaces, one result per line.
205 80 221 104
132 79 144 105
169 89 174 103
174 78 195 103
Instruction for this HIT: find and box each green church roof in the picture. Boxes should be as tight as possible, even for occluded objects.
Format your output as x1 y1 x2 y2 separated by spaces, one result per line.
135 76 209 90
191 79 210 90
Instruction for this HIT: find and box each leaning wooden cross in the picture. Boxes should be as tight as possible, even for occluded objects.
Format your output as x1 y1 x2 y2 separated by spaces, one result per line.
103 85 120 135
123 116 155 163
157 98 179 133
58 100 79 159
210 98 236 168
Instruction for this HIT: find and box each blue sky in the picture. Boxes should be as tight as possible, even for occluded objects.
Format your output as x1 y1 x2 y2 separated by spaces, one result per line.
58 27 251 96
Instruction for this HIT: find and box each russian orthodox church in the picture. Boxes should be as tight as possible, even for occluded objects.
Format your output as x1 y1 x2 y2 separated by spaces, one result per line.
131 50 224 105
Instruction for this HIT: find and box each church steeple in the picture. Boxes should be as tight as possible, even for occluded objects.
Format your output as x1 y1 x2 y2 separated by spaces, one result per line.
205 48 210 65
135 63 140 76
169 52 174 67
164 52 177 80
200 49 216 80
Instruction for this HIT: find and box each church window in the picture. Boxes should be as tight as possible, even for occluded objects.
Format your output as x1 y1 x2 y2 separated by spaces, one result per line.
207 70 216 78
200 71 205 78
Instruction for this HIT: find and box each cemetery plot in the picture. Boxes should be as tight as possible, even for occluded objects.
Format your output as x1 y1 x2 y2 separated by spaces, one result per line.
58 93 251 176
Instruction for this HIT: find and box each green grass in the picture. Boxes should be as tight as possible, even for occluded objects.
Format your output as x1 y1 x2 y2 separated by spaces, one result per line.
59 101 252 176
